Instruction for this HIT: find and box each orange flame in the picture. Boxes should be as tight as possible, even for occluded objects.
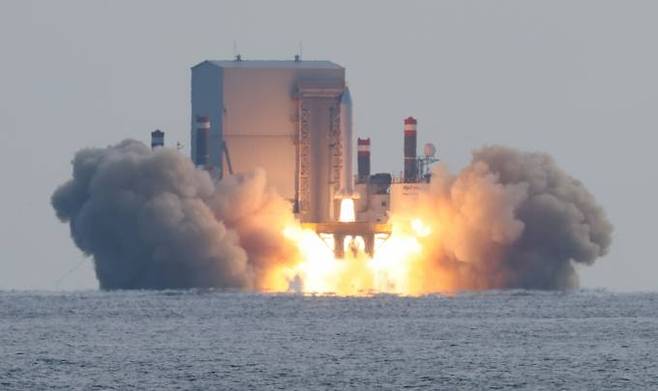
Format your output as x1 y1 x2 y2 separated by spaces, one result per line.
277 214 448 296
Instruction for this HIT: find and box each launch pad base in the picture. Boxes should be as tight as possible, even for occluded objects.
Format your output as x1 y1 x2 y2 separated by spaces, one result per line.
301 222 392 258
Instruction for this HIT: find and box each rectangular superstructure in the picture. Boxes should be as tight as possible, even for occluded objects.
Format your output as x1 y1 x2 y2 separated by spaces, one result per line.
191 59 345 222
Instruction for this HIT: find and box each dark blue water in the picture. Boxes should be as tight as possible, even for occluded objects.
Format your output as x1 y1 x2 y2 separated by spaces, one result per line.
0 290 656 390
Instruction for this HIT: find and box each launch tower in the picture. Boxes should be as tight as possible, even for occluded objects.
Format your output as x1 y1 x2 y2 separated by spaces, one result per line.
191 57 437 257
191 57 347 223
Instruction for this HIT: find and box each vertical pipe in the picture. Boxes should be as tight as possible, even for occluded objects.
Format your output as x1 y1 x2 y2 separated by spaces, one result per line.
404 116 418 183
195 116 210 167
357 138 370 183
339 87 354 196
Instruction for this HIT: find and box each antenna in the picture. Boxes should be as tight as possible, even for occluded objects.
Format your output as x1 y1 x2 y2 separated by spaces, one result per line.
299 41 304 59
53 257 87 288
233 41 242 61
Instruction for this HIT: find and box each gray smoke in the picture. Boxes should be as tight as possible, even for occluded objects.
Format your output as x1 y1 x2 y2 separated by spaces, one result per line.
51 139 297 290
420 145 613 290
52 140 612 291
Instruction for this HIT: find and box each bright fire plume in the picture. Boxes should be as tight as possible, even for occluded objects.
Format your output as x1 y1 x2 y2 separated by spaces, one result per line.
338 198 356 223
280 214 440 296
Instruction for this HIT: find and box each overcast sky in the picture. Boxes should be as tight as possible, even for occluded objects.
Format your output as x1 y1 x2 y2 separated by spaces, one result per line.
1 0 656 291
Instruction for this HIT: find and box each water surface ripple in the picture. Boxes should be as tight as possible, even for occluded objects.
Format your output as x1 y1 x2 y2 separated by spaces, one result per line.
0 290 656 390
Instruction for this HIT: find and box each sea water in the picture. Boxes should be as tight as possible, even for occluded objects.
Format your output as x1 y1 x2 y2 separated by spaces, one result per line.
0 290 656 390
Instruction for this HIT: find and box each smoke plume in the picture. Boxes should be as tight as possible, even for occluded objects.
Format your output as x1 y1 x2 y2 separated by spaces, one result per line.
52 140 612 291
51 139 297 290
412 145 613 291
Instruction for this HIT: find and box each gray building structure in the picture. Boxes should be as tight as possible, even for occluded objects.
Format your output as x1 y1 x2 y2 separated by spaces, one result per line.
191 59 346 223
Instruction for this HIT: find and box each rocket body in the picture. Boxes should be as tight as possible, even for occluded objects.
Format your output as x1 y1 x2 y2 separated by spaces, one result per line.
339 87 354 197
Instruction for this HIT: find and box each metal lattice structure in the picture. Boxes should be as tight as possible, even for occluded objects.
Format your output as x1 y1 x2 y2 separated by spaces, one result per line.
329 105 343 195
297 100 312 217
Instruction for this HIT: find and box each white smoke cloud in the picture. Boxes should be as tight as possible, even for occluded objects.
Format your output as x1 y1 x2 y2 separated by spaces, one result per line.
414 145 613 290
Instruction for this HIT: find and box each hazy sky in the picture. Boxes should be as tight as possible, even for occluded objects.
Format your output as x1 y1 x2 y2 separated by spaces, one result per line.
1 0 656 291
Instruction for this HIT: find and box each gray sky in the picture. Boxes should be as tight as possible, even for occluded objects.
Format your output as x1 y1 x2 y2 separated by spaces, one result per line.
1 0 655 291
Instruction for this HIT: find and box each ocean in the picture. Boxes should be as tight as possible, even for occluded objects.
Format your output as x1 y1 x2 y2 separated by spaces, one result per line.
0 290 656 390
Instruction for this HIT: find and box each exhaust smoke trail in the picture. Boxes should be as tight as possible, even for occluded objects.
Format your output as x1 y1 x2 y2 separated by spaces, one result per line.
51 140 297 290
410 145 614 291
52 140 612 292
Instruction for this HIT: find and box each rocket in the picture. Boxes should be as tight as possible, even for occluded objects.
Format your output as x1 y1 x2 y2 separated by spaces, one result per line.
338 87 355 198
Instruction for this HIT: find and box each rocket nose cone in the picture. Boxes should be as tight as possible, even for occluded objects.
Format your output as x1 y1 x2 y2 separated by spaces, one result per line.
340 87 352 105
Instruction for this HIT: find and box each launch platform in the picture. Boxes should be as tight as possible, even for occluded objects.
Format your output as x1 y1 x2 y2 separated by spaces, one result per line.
301 222 392 258
152 55 438 258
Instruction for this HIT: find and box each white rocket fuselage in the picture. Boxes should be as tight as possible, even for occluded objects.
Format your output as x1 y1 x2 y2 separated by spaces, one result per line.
339 87 354 197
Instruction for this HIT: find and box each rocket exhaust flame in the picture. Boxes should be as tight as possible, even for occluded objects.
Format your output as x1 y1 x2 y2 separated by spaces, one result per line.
52 140 612 294
338 198 356 223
